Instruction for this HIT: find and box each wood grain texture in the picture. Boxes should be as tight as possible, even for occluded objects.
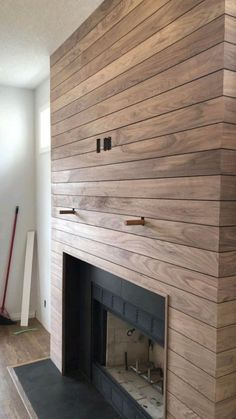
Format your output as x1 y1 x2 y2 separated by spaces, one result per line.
52 15 225 126
51 0 171 89
0 319 49 419
52 207 220 251
50 0 236 416
51 0 224 113
51 0 204 101
50 0 121 66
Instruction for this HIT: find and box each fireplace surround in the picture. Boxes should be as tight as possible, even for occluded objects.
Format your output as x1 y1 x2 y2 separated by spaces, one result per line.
51 0 236 416
63 254 168 418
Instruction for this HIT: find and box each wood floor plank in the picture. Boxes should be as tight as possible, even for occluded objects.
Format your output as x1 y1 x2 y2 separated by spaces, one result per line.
0 320 49 419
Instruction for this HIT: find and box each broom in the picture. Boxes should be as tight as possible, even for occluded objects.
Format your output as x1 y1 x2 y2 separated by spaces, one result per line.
0 206 19 325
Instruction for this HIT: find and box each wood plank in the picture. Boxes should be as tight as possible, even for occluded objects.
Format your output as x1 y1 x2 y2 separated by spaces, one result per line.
224 97 236 123
217 324 236 352
52 195 221 226
223 69 236 97
226 0 236 17
168 329 216 377
218 300 236 328
52 207 220 251
167 392 201 419
51 0 170 88
51 217 220 276
221 176 236 201
221 150 236 175
51 124 223 161
52 16 225 125
52 48 224 136
51 0 203 98
52 150 223 183
168 308 217 351
168 350 216 401
52 70 223 141
52 229 218 325
225 42 236 72
50 0 121 66
222 123 236 149
167 371 215 418
217 347 236 377
220 201 236 226
52 97 223 148
51 0 224 112
216 371 236 401
219 251 236 277
225 15 236 44
51 229 218 302
215 396 236 419
51 176 222 201
51 237 218 349
218 276 236 302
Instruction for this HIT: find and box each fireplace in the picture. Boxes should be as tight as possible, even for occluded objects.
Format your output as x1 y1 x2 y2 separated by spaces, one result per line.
63 254 168 418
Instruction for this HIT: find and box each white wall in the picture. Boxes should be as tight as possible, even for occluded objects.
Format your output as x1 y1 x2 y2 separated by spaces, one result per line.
0 85 36 319
35 78 51 332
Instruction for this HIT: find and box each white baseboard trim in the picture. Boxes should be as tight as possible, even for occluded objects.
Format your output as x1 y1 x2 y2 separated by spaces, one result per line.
10 311 36 321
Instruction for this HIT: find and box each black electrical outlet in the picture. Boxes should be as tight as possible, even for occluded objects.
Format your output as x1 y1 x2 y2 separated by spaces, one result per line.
103 137 112 151
96 138 101 153
107 136 112 150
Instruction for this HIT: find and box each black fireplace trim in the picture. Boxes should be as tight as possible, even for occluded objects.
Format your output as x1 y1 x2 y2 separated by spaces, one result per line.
63 254 166 418
93 363 152 419
92 283 165 346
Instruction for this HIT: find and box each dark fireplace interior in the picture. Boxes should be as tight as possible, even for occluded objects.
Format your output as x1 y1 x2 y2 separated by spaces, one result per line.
63 254 167 419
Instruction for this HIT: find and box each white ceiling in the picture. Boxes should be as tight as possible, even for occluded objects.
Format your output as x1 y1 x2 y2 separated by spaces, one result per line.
0 0 103 89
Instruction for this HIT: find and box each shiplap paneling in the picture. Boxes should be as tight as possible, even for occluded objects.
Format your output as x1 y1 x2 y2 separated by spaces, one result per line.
50 1 236 417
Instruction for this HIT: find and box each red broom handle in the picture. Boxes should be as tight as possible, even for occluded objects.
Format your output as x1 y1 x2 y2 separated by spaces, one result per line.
1 206 19 311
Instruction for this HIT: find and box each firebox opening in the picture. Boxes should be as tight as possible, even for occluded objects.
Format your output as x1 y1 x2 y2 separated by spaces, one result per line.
63 254 167 418
106 312 164 418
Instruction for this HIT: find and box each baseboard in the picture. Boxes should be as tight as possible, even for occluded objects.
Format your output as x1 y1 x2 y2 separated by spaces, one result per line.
10 310 36 321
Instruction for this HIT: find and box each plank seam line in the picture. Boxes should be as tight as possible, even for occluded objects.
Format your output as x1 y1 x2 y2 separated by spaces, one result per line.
51 0 171 88
52 95 224 148
51 7 221 112
51 68 225 137
51 0 123 67
51 0 203 95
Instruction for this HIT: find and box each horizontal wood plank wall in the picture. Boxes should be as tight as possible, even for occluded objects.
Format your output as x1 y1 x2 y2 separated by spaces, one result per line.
50 1 236 417
214 11 236 418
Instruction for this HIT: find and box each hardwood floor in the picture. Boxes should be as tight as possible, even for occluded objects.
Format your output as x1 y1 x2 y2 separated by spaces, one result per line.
0 318 50 419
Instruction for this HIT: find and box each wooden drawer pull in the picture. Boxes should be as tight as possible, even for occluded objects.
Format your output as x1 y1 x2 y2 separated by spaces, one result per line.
125 217 145 226
59 208 76 215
